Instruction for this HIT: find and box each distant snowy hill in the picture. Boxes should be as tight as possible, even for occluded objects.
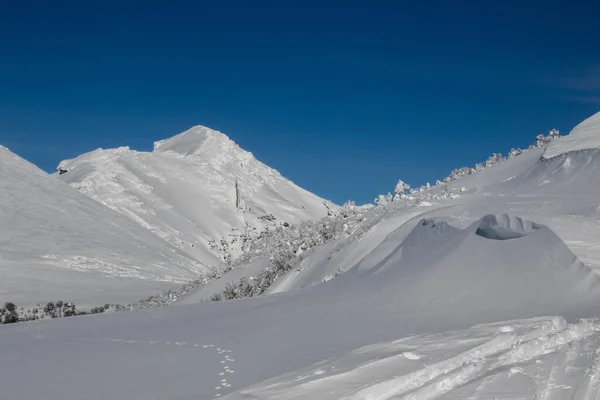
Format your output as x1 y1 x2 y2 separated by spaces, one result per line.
0 146 203 307
56 126 334 266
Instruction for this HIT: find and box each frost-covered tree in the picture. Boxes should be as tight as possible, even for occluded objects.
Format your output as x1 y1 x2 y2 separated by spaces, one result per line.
445 167 475 182
375 193 393 206
63 302 77 317
393 180 411 200
5 302 15 313
508 148 523 158
44 302 57 318
533 129 560 148
2 302 18 324
56 300 64 318
485 153 505 167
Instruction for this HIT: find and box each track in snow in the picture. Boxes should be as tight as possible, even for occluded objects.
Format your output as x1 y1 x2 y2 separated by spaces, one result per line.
229 318 600 400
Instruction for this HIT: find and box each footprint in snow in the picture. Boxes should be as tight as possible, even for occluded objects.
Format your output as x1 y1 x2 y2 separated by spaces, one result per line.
96 337 235 398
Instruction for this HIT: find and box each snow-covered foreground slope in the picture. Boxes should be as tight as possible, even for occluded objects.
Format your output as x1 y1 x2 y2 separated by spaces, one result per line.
57 126 334 265
0 146 202 307
1 221 600 400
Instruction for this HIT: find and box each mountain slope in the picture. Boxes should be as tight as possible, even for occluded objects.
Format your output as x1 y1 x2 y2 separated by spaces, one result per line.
57 126 334 265
233 125 600 297
0 146 202 307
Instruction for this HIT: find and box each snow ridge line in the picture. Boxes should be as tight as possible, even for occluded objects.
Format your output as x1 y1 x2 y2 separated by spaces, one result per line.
344 318 594 400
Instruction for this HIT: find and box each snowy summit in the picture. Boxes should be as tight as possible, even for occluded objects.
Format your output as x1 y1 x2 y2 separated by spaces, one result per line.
57 125 334 267
153 125 238 157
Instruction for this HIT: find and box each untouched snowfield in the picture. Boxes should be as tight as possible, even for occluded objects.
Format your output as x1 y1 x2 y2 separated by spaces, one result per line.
56 126 334 265
4 112 600 399
0 146 203 307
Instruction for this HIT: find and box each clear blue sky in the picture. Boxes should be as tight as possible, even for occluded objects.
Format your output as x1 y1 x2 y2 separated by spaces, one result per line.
2 0 600 204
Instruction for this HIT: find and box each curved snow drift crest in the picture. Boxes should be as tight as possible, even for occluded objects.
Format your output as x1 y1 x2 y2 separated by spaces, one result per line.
475 214 543 240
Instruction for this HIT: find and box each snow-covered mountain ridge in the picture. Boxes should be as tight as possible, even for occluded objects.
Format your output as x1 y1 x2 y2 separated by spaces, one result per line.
57 126 335 267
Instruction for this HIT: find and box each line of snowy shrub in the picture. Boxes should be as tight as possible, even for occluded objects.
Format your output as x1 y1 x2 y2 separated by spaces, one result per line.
374 129 560 206
439 129 559 184
0 300 102 324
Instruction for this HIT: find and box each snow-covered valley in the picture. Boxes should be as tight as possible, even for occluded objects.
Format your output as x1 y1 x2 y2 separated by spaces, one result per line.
3 113 600 399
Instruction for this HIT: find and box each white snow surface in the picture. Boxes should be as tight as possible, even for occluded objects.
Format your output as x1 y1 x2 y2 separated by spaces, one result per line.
57 125 334 264
6 113 600 399
544 111 600 158
0 146 203 307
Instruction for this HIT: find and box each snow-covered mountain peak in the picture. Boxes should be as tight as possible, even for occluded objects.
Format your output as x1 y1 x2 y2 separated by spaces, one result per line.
57 125 334 265
543 110 600 159
153 125 243 158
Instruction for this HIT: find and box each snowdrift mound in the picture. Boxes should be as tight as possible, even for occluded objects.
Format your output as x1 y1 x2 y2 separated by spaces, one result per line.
543 110 600 159
352 213 600 321
57 125 334 265
0 146 202 306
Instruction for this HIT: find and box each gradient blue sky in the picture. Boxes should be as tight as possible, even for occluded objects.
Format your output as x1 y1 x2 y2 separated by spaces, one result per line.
2 0 600 204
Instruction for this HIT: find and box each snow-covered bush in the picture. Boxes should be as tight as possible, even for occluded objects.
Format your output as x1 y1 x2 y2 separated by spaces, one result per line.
1 302 18 324
444 167 475 182
485 153 505 167
393 180 411 200
534 129 560 147
209 201 371 301
375 193 393 206
508 148 522 158
0 300 90 324
218 255 294 301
